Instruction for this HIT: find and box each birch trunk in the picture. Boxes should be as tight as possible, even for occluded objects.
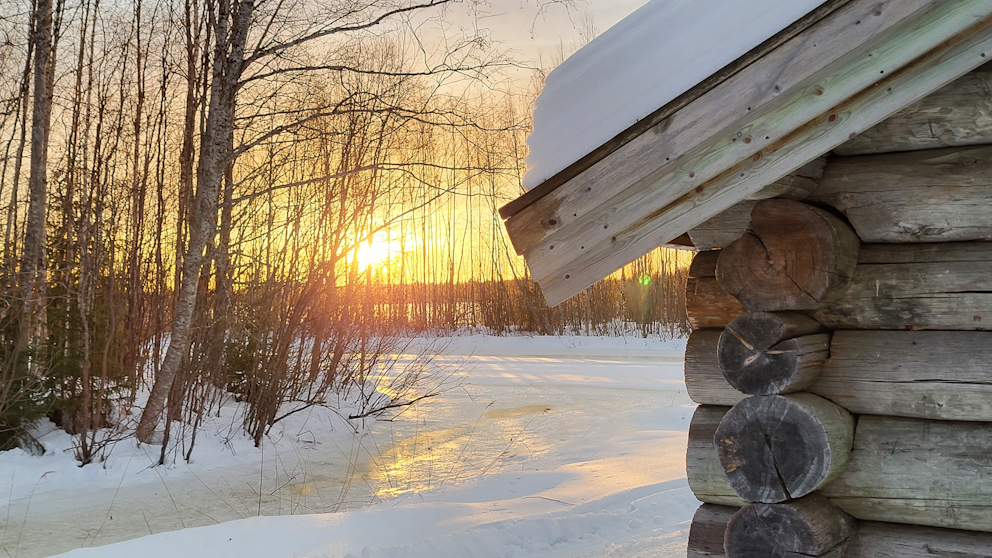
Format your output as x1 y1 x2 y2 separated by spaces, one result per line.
19 0 55 351
135 0 255 443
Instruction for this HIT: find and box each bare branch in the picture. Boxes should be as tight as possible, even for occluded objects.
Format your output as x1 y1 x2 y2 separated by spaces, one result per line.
245 0 455 65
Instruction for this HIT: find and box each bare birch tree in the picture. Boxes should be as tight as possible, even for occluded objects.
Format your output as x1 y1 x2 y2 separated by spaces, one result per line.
19 0 58 353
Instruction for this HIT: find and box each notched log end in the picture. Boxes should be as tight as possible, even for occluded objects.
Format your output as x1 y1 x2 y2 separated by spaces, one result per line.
715 394 853 504
725 495 856 558
716 200 861 312
719 313 828 395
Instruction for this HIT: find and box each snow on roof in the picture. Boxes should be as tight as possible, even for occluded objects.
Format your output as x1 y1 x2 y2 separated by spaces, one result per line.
524 0 829 190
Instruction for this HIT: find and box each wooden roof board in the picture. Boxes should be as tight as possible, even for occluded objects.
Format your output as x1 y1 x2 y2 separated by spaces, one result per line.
507 0 947 262
499 0 853 221
503 0 992 307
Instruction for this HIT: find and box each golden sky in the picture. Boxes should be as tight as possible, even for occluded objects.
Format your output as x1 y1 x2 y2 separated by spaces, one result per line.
421 0 652 80
470 0 651 60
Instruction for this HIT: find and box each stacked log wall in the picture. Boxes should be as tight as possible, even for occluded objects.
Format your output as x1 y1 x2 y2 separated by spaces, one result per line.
682 71 992 555
687 501 992 558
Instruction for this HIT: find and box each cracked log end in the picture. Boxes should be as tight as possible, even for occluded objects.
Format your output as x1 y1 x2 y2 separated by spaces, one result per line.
725 494 855 558
716 199 861 312
719 312 829 395
714 394 854 504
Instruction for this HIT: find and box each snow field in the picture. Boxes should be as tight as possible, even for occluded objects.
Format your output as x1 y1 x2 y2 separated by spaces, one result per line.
2 335 697 558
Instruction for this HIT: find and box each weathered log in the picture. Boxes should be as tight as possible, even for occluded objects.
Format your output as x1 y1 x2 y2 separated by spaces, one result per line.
688 504 738 558
811 330 992 421
715 394 854 503
849 521 992 557
689 250 721 279
718 312 827 396
687 278 747 330
811 242 992 330
685 329 747 407
716 200 860 312
690 144 992 249
822 415 992 532
689 170 820 251
690 513 992 558
725 494 855 558
687 405 747 507
834 71 992 156
688 202 758 253
749 176 820 202
812 146 992 243
687 251 746 329
694 414 992 533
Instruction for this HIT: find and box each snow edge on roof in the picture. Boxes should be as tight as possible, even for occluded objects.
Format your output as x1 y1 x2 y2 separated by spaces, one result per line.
523 0 830 191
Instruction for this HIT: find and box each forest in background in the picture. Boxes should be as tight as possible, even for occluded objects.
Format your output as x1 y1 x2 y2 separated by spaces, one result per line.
0 0 690 465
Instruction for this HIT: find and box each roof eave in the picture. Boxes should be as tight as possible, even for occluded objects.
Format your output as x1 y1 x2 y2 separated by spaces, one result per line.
504 0 992 307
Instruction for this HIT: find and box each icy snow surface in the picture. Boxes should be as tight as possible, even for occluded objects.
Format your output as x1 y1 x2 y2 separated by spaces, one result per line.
3 335 695 558
524 0 828 190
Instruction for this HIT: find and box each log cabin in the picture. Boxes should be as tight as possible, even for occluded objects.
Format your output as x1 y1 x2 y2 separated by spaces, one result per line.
502 1 992 556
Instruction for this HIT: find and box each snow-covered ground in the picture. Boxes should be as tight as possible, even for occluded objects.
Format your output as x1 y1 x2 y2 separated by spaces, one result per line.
1 335 698 558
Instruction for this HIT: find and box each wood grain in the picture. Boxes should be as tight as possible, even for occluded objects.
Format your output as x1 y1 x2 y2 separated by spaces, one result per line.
717 200 860 312
689 169 823 251
499 1 851 220
691 415 992 532
686 278 748 330
811 242 992 330
849 521 992 557
687 405 748 508
687 202 758 253
685 329 748 407
687 504 739 558
719 312 828 396
715 394 854 503
689 250 721 279
812 145 992 242
822 415 992 532
686 250 747 329
811 330 992 421
725 495 855 558
835 71 992 156
508 0 948 258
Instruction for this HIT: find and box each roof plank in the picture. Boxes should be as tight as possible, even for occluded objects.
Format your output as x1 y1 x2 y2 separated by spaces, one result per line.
536 6 992 306
834 69 992 155
525 0 992 284
506 0 949 261
498 0 853 220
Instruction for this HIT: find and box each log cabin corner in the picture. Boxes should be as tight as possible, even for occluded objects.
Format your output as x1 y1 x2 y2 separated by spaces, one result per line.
502 1 992 556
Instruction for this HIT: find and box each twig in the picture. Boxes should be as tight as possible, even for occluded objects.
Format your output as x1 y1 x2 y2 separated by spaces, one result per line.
479 411 545 476
347 392 440 419
258 440 264 516
14 472 54 558
188 469 245 519
436 401 494 487
141 448 185 528
140 510 152 535
86 454 134 547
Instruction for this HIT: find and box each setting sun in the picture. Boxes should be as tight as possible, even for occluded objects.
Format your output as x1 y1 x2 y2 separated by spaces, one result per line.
357 237 398 269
